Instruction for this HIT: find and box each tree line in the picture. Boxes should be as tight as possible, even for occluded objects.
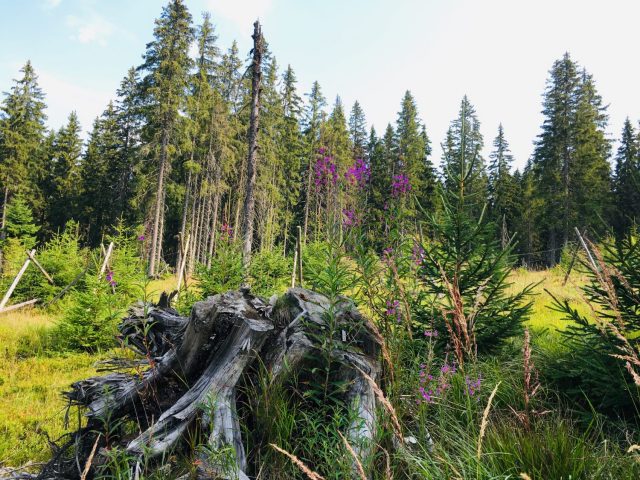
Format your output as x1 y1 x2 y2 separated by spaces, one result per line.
1 0 639 274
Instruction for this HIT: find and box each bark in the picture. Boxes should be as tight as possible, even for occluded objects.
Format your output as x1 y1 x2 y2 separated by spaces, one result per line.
34 288 382 480
148 129 169 277
241 21 265 269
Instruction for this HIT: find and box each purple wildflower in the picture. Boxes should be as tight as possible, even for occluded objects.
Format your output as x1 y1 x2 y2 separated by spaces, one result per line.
220 223 233 240
465 375 482 398
424 329 439 338
137 234 145 242
314 154 338 189
105 270 117 287
391 174 411 197
385 299 402 323
345 159 370 189
342 208 359 228
412 242 425 266
417 360 461 404
382 247 394 266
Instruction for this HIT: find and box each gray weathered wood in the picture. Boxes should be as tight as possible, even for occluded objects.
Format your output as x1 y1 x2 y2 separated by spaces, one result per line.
38 287 382 480
0 249 34 310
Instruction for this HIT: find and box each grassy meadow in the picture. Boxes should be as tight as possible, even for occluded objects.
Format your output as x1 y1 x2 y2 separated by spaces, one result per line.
0 268 586 467
0 276 179 466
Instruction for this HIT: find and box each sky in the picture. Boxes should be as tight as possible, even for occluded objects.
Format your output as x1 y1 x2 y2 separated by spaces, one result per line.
1 0 639 170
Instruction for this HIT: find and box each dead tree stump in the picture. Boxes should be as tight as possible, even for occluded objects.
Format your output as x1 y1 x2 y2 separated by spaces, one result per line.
35 288 381 480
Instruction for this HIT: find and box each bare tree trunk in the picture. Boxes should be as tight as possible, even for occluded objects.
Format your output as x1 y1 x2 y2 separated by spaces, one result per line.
177 169 193 271
0 186 8 273
303 153 314 243
241 21 265 270
149 130 169 277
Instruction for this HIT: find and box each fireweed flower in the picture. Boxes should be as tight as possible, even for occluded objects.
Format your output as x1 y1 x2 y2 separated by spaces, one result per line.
137 234 145 242
391 174 411 197
105 270 117 287
412 242 425 266
314 154 338 189
418 361 456 404
382 247 394 266
342 208 358 228
424 329 439 338
385 299 402 323
345 158 370 189
465 375 482 398
220 223 233 240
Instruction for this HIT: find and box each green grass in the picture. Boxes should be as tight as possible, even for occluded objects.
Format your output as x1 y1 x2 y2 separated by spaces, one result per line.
509 266 593 331
0 269 606 473
0 275 178 467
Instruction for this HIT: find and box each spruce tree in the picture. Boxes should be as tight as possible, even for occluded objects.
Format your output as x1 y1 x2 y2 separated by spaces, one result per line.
115 67 143 224
138 0 194 276
0 61 47 231
81 103 123 245
395 91 435 216
417 155 532 358
613 118 640 236
488 124 520 241
44 112 82 236
531 53 580 263
532 54 611 263
349 100 367 160
301 81 326 240
279 65 304 252
441 96 487 218
571 71 611 237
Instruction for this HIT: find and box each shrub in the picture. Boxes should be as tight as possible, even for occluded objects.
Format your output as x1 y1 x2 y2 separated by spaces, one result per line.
248 249 292 297
546 233 640 416
196 241 243 297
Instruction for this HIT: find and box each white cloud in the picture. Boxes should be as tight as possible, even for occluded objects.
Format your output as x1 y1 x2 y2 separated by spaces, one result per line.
37 69 113 138
42 0 62 9
66 15 114 46
205 0 272 33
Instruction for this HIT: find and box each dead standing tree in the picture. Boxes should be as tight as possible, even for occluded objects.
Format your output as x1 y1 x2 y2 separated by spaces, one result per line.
34 288 382 480
241 21 265 270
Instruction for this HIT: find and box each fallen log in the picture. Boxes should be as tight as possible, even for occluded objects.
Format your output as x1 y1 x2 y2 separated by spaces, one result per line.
35 287 382 480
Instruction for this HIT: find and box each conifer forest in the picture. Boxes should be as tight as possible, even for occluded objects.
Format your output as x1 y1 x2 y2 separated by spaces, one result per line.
2 1 640 479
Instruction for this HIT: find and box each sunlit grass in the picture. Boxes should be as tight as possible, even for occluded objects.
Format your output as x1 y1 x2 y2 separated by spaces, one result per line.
0 270 593 468
0 276 177 466
508 267 593 332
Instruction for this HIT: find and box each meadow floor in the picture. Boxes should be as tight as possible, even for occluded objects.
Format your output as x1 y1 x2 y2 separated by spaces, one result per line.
0 269 587 467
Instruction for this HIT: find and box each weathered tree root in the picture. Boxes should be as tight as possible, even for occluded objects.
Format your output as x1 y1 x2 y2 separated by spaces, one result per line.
34 288 381 480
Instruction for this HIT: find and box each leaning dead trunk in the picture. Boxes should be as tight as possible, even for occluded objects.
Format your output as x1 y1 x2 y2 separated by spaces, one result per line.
34 288 381 480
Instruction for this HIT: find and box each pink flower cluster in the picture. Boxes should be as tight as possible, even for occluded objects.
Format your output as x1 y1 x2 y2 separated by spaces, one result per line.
418 361 457 404
314 150 337 189
385 299 402 323
412 242 425 266
345 158 370 189
465 375 482 398
105 270 117 287
382 247 394 266
391 174 411 197
342 208 359 228
424 329 439 338
220 223 233 240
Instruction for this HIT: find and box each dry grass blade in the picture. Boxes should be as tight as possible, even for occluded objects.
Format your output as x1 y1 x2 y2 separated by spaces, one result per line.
80 434 101 480
628 444 640 453
380 445 392 480
354 365 403 444
519 474 532 480
477 381 501 461
337 431 367 480
270 443 326 480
